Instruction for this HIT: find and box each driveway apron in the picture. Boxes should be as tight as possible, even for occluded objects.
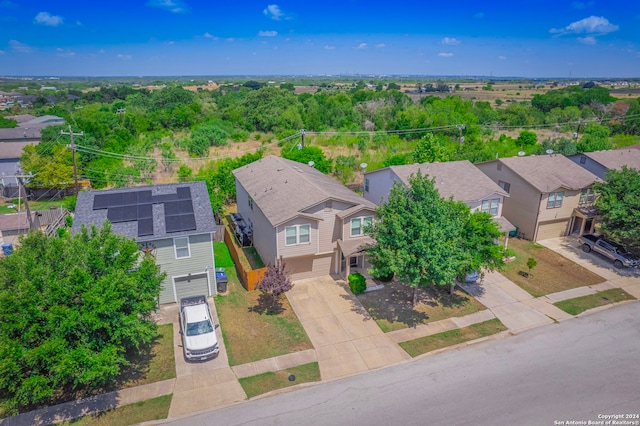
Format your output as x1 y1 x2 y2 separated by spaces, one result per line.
287 276 410 381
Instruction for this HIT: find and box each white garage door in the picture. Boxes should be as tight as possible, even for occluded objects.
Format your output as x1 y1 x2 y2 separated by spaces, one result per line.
173 273 210 303
537 220 569 241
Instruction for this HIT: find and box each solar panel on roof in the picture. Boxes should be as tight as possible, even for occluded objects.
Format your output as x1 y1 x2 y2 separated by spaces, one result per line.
180 214 196 231
123 191 138 206
138 190 152 204
179 200 194 214
107 206 125 223
177 187 191 200
165 215 182 233
164 201 181 216
137 218 154 237
138 203 152 219
93 194 109 210
108 193 125 208
123 205 137 222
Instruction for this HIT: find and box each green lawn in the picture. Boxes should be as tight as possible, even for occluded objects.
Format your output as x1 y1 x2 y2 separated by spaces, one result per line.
0 196 75 214
399 319 507 357
239 362 321 399
357 280 487 332
214 242 312 366
63 394 172 426
554 289 636 316
214 241 235 267
501 239 605 297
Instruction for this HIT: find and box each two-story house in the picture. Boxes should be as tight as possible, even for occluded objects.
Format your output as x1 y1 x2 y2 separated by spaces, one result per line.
72 182 217 304
476 155 600 241
363 160 515 240
568 149 640 179
233 156 377 280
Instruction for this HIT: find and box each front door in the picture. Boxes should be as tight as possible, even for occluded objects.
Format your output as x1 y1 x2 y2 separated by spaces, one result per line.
350 256 358 268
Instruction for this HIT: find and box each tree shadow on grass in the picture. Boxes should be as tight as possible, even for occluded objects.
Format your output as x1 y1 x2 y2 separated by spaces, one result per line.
248 293 286 316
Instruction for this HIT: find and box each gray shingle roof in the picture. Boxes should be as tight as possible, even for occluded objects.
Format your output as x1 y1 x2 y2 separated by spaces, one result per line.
72 181 216 242
498 155 600 192
233 156 376 227
585 149 640 171
386 160 509 202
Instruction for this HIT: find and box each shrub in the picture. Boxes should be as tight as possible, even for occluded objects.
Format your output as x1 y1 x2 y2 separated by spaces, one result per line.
348 272 367 294
373 271 394 282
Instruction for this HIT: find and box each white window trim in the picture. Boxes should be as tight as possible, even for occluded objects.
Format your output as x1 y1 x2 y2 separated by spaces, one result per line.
481 199 500 216
547 191 564 209
285 224 311 246
174 236 191 259
350 216 373 237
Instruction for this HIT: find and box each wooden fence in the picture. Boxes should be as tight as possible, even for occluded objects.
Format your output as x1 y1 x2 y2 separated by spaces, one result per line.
223 226 267 291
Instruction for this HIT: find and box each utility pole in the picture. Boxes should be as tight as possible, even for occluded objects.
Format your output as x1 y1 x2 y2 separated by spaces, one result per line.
300 129 305 148
16 175 33 230
116 107 126 123
61 125 84 196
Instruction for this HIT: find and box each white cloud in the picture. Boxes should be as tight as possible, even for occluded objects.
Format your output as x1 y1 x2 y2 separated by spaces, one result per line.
34 12 63 26
56 48 75 58
263 4 287 21
258 30 278 37
356 43 367 49
438 52 453 57
324 45 336 50
9 40 31 53
441 37 460 45
550 16 618 35
117 54 132 60
572 1 594 9
474 12 484 19
498 55 507 60
375 43 386 48
203 32 219 40
146 0 190 14
578 36 597 45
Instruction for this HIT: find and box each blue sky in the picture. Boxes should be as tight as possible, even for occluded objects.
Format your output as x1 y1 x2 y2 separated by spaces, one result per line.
1 0 639 78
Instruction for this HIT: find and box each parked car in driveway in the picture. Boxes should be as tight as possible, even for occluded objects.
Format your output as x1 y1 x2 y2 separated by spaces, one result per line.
179 295 220 361
578 234 640 269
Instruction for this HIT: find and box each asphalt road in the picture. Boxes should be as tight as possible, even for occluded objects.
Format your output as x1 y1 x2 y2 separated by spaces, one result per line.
168 302 640 426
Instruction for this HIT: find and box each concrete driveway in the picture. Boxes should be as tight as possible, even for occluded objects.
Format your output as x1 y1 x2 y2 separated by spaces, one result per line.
538 237 640 281
157 298 246 418
286 276 410 381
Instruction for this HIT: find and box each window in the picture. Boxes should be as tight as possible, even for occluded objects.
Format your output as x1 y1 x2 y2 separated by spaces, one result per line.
481 199 500 215
579 156 586 164
579 188 595 205
364 178 370 192
498 180 511 193
351 216 373 237
285 224 310 246
248 195 253 210
547 191 564 209
174 237 190 259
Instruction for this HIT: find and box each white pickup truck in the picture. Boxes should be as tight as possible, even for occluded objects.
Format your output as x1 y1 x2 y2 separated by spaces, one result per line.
179 295 220 361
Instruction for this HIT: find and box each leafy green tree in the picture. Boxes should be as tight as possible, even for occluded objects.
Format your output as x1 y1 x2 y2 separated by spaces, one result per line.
0 116 17 128
411 133 449 163
593 166 640 250
187 122 228 156
20 144 75 188
334 155 357 184
517 130 538 146
0 224 164 414
366 171 504 306
177 164 194 182
382 154 409 167
281 145 332 174
577 122 612 152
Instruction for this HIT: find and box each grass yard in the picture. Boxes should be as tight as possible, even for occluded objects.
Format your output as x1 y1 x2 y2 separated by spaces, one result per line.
554 289 636 316
502 239 605 297
63 394 172 426
399 319 507 357
243 246 266 269
239 362 321 399
116 323 176 389
0 196 75 214
214 241 235 267
357 280 487 332
214 243 312 366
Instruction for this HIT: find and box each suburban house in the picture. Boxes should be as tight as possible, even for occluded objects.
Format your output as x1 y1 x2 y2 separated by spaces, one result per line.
476 155 600 241
0 115 65 196
233 155 377 280
568 149 640 179
72 182 217 304
0 207 69 247
363 160 515 239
